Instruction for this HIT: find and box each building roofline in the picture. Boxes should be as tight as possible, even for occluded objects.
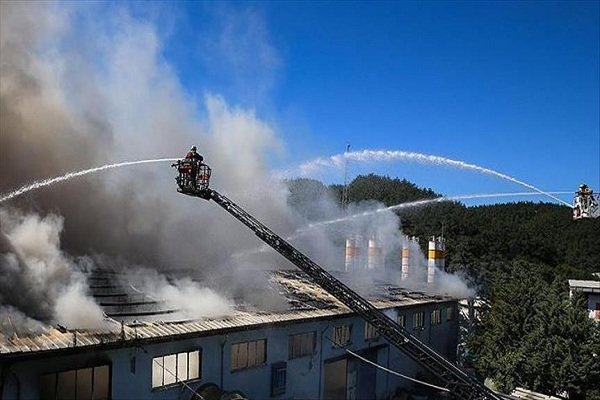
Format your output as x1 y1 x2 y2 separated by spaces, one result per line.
568 279 600 293
0 298 457 360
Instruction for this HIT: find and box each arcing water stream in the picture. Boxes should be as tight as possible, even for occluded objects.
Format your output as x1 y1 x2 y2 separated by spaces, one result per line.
232 191 572 259
294 191 572 235
0 158 178 204
1 149 571 209
296 149 572 207
0 152 574 263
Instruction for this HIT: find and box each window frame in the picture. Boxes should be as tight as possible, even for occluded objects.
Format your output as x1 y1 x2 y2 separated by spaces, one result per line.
39 364 111 400
446 306 455 321
271 361 287 397
152 349 202 390
431 309 442 325
364 322 379 340
397 314 406 329
289 331 316 360
332 324 352 348
231 339 267 372
413 312 425 329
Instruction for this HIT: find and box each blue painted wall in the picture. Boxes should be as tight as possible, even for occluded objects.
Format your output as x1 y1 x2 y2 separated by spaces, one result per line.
1 301 458 399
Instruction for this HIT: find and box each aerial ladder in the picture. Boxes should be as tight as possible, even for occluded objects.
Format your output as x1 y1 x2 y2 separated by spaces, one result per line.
172 160 501 400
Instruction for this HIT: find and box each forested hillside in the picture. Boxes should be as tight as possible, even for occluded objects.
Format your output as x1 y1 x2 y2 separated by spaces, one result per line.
288 174 600 398
327 174 598 291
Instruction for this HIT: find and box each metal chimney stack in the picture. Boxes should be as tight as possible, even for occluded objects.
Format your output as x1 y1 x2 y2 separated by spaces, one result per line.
367 237 382 270
344 237 357 272
401 237 411 281
427 236 445 284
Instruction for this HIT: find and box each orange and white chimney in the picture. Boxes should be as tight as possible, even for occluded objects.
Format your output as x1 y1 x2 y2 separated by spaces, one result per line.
401 242 410 281
427 236 445 284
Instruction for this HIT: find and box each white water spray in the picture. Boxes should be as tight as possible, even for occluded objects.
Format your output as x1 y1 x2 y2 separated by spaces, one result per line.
0 158 178 204
295 191 572 234
232 191 571 259
295 149 572 207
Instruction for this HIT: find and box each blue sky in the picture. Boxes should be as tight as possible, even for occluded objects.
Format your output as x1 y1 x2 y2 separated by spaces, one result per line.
141 1 598 204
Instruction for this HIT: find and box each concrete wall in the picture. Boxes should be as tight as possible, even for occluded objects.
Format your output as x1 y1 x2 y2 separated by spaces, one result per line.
1 301 458 400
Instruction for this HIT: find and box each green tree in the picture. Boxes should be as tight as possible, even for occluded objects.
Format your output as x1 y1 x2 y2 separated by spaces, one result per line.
473 262 600 398
473 261 547 393
524 289 600 399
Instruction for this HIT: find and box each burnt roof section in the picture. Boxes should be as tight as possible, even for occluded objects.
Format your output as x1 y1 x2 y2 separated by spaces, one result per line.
1 269 457 358
88 269 178 321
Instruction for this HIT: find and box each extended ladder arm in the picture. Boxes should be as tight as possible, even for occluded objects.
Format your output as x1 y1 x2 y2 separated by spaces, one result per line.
190 188 500 400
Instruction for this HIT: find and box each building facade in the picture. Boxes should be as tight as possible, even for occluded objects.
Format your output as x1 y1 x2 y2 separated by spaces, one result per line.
568 279 600 321
1 273 459 400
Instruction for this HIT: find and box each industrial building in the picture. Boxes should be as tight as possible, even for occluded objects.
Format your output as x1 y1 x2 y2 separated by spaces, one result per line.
568 279 600 321
1 258 460 399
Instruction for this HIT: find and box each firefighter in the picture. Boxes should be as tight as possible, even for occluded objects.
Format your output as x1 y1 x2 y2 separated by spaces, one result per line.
579 184 591 209
185 146 204 189
185 145 203 162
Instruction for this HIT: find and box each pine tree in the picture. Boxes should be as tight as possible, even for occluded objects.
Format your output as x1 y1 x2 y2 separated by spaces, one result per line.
473 261 547 393
473 265 600 397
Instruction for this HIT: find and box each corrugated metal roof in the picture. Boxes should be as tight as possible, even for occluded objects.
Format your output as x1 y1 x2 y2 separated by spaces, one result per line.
0 271 456 358
568 279 600 293
511 387 561 400
0 296 451 357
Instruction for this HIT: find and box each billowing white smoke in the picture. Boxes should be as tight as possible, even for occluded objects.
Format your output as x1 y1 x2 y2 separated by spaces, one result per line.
53 279 108 330
0 2 475 333
0 209 107 332
124 269 234 320
429 270 474 298
0 2 289 330
347 209 473 298
227 177 475 299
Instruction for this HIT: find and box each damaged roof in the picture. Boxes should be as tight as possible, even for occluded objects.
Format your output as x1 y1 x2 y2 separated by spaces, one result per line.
0 270 456 358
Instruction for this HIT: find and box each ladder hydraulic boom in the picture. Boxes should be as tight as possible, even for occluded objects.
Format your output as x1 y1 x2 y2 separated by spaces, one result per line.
184 187 500 400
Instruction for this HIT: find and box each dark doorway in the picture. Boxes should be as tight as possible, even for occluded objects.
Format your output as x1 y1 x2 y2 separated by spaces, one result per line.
355 349 377 400
323 358 347 400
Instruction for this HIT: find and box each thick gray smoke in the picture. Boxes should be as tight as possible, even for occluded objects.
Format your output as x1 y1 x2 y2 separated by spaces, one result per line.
0 2 293 267
0 2 472 332
0 2 293 330
0 209 107 332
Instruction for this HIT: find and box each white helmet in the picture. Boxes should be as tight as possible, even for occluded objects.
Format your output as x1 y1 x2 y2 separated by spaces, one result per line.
190 145 197 152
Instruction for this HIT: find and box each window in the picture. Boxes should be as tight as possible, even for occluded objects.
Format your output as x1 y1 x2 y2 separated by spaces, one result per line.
447 306 455 321
431 309 442 325
289 332 316 359
231 339 267 371
40 365 110 400
397 314 406 328
413 312 424 329
332 324 352 347
152 350 201 389
364 322 379 340
271 362 287 396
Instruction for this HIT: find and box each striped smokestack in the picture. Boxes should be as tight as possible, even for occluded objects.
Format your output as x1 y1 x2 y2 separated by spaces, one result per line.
427 236 446 284
401 237 410 281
